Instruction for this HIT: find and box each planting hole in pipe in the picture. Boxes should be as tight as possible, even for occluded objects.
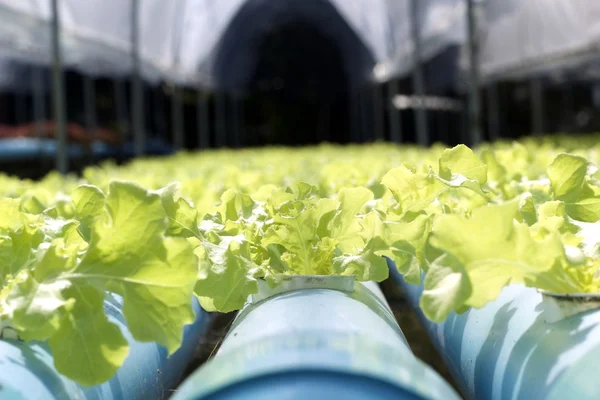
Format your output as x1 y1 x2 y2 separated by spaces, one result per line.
0 326 19 340
251 275 356 304
539 290 600 323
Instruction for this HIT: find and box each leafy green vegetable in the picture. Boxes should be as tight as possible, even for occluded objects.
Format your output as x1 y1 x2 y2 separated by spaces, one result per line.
423 201 565 320
548 154 600 222
380 145 600 322
194 184 390 310
1 182 197 385
3 135 600 386
420 253 471 322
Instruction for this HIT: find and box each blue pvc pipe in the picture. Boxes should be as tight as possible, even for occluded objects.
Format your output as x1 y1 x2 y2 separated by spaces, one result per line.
173 279 460 400
0 295 210 400
388 260 600 400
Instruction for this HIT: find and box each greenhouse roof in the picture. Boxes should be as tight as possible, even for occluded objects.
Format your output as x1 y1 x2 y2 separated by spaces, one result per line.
0 0 465 89
1 0 598 89
478 0 600 82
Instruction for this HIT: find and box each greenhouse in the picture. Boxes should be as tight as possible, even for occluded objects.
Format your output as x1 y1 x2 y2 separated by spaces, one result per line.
0 1 600 399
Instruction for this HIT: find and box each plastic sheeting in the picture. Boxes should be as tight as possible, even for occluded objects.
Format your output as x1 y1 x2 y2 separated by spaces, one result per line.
374 0 466 82
2 0 599 89
177 0 400 85
177 0 466 87
0 0 184 82
185 0 378 90
0 0 465 90
479 0 600 82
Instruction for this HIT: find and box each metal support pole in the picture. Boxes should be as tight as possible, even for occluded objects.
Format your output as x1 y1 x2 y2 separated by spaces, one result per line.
239 95 245 147
356 88 369 143
171 85 184 150
355 90 362 142
152 86 167 137
561 84 573 132
467 0 482 145
32 66 46 141
372 85 384 141
410 0 428 146
349 88 359 143
196 89 210 149
360 87 369 142
113 79 128 144
486 82 500 141
15 93 26 125
131 0 144 156
530 78 544 135
438 110 448 144
231 93 241 148
431 109 438 144
388 79 402 143
215 91 227 148
83 75 97 142
51 0 67 173
460 101 469 144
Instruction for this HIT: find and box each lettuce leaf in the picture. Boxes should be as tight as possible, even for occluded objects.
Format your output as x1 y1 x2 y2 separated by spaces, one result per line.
1 182 197 385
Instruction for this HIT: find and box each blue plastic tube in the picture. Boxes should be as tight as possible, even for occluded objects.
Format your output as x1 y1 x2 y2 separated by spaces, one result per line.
173 276 461 400
0 295 210 400
388 262 600 400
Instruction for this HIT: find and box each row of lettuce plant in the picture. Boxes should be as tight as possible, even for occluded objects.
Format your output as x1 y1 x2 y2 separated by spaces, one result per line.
1 135 600 387
380 145 600 322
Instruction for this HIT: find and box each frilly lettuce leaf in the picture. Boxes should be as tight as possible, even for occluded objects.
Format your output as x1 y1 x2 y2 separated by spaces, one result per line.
194 184 391 312
423 200 566 321
548 154 600 222
194 236 261 313
1 182 197 386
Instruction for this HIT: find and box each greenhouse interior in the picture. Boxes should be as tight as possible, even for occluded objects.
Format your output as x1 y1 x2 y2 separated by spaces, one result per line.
1 1 600 399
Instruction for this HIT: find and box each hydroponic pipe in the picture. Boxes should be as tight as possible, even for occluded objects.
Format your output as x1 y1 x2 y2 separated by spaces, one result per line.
173 276 460 400
0 296 210 400
388 261 600 400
